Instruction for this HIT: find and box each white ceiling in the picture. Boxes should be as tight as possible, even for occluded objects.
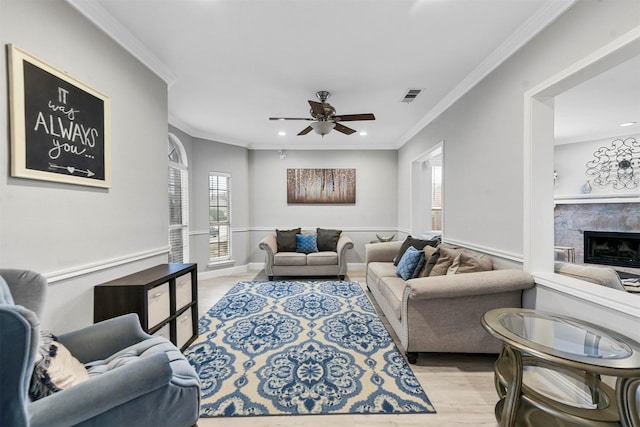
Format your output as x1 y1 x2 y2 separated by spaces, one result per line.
68 0 578 150
555 53 640 145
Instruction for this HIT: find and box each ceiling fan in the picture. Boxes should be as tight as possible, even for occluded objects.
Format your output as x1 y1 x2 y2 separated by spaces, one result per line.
269 91 375 136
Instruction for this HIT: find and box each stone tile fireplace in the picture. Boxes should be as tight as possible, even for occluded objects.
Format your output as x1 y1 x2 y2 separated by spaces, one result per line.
554 202 640 272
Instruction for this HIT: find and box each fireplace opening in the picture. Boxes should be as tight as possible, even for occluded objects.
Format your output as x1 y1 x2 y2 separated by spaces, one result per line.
584 231 640 268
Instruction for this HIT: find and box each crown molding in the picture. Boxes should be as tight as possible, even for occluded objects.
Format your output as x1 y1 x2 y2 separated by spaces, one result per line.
67 0 575 150
396 0 577 149
65 0 177 86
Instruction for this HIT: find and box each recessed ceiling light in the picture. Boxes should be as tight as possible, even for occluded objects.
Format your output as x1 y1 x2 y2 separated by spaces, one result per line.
620 122 637 127
359 131 367 136
278 131 286 136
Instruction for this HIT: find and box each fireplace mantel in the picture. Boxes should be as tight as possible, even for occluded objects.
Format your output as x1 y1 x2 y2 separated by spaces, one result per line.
555 193 640 204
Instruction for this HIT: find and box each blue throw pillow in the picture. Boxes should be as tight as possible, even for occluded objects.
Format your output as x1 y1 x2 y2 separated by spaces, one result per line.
296 234 319 254
396 246 425 280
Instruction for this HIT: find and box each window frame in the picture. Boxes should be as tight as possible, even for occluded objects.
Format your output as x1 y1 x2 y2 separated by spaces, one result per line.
208 171 232 263
168 134 189 263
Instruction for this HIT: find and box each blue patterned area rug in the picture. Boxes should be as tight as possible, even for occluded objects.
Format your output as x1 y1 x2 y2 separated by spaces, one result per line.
184 280 436 417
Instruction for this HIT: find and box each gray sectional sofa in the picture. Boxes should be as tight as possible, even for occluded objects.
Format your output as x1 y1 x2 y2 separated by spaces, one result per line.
365 239 535 363
259 229 354 280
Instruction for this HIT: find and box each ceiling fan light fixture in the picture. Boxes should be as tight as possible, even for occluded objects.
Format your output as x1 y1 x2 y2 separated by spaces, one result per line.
310 121 335 136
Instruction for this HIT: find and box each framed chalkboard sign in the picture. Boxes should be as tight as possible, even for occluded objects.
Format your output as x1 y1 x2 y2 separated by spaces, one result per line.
8 44 111 188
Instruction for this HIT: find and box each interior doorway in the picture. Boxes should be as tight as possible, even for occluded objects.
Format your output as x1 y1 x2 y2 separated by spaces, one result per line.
410 142 443 238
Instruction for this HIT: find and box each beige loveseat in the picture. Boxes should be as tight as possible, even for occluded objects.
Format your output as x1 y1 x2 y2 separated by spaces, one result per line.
365 240 535 363
259 230 354 281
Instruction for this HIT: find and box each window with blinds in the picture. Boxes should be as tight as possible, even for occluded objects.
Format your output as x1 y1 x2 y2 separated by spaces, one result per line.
431 165 442 231
209 172 231 261
168 137 189 263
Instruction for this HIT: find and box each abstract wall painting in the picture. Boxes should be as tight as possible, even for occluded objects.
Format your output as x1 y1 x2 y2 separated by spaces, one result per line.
287 168 356 203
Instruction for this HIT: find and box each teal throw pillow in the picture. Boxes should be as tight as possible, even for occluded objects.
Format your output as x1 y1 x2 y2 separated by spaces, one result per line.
396 246 425 280
296 234 319 254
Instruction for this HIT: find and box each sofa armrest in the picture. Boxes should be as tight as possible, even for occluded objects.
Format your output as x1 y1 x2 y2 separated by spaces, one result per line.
336 235 354 261
365 241 403 264
0 269 48 319
57 313 151 363
259 232 278 255
259 233 278 277
406 269 534 300
28 352 172 427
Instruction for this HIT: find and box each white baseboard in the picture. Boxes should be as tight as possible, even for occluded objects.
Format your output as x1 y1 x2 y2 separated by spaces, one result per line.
199 263 266 280
348 263 365 271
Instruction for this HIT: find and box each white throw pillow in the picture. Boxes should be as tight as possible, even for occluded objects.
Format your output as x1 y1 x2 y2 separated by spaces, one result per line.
30 331 89 400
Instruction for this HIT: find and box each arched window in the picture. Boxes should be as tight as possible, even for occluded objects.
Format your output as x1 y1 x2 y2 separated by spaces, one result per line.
168 134 189 263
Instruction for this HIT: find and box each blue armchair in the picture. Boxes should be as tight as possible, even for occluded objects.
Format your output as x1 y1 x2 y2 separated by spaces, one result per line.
0 269 201 427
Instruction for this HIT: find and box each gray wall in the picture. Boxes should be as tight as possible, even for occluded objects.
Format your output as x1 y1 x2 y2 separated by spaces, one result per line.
555 133 640 197
190 138 250 272
248 149 398 263
1 0 169 332
4 0 639 337
169 135 397 270
399 0 640 259
398 0 640 337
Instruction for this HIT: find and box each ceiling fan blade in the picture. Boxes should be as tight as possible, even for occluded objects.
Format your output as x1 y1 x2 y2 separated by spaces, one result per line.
308 100 325 117
269 117 314 121
334 123 357 135
333 113 376 122
298 126 313 136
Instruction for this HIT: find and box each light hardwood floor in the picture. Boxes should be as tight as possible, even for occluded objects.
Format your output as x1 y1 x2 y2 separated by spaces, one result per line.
195 268 500 427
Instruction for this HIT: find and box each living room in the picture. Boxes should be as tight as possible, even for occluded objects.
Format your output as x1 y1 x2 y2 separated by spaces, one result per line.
2 0 640 425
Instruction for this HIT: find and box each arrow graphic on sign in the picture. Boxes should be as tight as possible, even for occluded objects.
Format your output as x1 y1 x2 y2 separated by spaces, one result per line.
49 163 95 177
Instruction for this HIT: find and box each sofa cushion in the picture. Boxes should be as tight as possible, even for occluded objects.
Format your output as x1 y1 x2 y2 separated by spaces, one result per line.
393 236 439 266
396 246 425 280
276 228 301 252
30 331 89 400
274 252 307 266
296 233 319 254
554 262 626 292
317 228 342 251
447 251 493 274
85 337 181 376
429 246 462 276
307 251 338 266
368 261 398 281
379 276 406 320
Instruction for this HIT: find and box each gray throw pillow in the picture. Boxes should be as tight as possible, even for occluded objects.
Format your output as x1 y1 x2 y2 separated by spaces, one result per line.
393 236 439 266
276 228 301 252
316 228 342 251
422 249 441 277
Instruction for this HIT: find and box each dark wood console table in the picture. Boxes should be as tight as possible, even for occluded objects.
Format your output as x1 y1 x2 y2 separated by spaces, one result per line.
94 263 198 351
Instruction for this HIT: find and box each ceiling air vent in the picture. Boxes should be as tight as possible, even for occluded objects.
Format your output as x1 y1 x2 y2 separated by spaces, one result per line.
401 88 423 103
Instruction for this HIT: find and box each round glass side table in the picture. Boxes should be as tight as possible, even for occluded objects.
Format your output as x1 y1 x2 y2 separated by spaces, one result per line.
482 308 640 427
